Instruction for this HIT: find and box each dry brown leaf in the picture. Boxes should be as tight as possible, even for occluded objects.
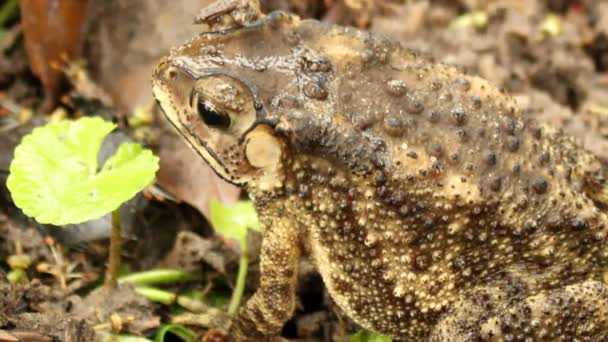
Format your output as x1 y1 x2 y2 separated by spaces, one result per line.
20 0 89 112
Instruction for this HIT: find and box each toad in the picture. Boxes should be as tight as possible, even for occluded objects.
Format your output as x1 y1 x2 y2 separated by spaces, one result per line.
152 0 608 340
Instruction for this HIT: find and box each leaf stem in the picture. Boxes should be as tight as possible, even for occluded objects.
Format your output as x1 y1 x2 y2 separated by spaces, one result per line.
228 236 249 316
104 208 122 289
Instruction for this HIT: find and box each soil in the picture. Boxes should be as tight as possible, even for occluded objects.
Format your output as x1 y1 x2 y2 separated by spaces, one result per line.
1 1 607 341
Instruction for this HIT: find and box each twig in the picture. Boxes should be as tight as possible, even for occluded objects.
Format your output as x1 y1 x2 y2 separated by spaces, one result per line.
104 208 122 289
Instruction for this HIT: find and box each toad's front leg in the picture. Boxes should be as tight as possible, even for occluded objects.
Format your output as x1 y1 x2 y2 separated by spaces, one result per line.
230 217 301 341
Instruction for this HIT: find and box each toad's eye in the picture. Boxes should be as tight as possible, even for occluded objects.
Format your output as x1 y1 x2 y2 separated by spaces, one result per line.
197 99 231 129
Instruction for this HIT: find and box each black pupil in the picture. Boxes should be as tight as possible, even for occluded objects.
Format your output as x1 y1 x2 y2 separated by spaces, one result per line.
197 100 230 128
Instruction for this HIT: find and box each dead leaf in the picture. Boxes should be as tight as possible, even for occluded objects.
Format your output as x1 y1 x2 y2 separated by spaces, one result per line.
20 0 89 112
161 231 238 274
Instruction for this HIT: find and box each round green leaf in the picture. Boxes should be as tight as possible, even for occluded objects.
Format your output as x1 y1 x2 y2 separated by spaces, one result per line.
209 199 261 242
7 116 159 225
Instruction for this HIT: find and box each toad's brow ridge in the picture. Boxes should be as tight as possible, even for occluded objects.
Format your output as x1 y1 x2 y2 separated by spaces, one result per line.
174 54 298 77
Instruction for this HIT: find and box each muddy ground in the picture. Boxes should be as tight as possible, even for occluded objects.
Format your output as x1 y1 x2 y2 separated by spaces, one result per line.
1 0 607 341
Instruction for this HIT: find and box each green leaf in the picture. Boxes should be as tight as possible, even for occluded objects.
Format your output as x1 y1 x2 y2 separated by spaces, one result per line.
6 269 28 284
350 330 392 342
154 324 196 342
7 117 159 225
209 199 261 242
118 269 193 285
134 286 176 305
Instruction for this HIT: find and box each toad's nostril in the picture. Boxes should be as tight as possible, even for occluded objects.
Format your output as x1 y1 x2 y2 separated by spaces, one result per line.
154 59 177 81
168 69 178 79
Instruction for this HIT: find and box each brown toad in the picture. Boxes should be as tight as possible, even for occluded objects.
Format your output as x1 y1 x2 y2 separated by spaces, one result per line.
152 0 608 340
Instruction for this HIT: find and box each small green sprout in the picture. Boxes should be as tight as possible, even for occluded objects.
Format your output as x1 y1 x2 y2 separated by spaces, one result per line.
7 116 159 288
350 330 392 342
209 199 261 315
6 240 30 284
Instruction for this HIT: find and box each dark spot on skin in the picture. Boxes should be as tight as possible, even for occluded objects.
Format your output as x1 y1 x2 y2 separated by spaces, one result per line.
524 220 537 232
505 119 522 135
486 151 497 165
440 93 453 102
384 117 405 137
572 218 588 230
406 97 424 114
354 113 377 130
539 151 550 164
471 96 482 109
386 79 407 96
430 143 442 156
455 77 471 91
414 254 430 270
428 111 440 123
513 164 521 173
305 57 331 72
532 176 549 194
452 107 467 126
431 79 442 91
457 128 468 142
489 176 502 192
374 171 386 185
506 136 520 152
303 82 328 100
